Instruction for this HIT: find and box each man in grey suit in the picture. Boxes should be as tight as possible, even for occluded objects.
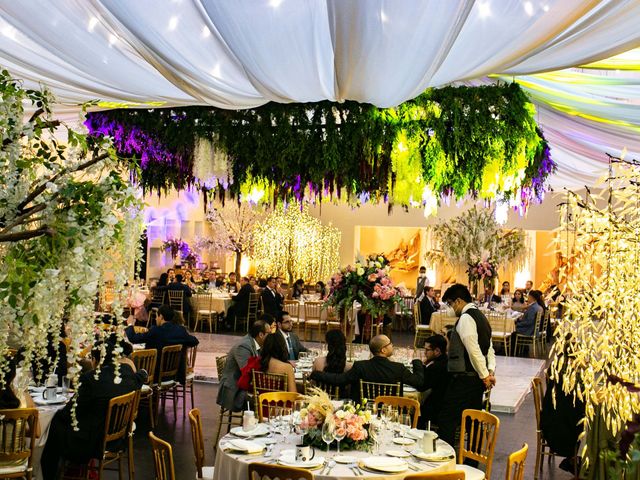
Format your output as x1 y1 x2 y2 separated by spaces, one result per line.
216 319 271 412
276 311 308 360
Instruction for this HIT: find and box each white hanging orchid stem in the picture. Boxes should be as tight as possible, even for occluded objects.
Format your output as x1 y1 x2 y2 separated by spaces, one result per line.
0 70 144 428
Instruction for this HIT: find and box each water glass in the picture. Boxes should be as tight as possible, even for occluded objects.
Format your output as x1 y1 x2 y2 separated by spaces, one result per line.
321 420 334 452
333 420 346 454
399 413 412 439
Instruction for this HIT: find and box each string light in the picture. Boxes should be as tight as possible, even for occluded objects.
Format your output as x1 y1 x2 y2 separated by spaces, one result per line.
253 203 341 283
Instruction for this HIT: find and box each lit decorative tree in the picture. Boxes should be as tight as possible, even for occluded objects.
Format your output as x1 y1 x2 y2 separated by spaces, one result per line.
549 157 640 478
200 202 263 275
253 204 341 283
0 70 143 398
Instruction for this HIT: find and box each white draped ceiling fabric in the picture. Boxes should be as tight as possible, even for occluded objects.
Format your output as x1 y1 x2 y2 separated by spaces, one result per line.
1 0 640 190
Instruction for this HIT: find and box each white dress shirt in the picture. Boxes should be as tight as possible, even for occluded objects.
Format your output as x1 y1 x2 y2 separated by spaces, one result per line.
456 303 496 379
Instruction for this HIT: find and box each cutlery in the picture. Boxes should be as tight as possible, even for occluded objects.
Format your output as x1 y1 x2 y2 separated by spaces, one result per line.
324 459 336 474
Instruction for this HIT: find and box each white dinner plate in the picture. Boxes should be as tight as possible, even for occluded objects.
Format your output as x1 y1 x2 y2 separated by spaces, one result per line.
333 454 357 464
230 424 269 438
224 439 265 454
278 451 325 469
410 447 456 461
403 385 417 393
385 449 412 458
33 394 67 405
361 456 408 473
392 437 415 446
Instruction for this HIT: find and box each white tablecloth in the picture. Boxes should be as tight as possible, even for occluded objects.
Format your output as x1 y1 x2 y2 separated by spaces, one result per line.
193 293 232 315
32 395 70 480
213 429 455 480
430 310 521 334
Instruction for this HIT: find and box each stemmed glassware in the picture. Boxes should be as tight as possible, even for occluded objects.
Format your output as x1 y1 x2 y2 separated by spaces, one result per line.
333 419 346 454
399 413 412 439
321 420 334 452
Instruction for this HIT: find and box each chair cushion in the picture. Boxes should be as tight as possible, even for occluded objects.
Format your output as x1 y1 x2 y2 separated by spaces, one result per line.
141 384 152 393
491 331 511 338
198 310 215 315
186 372 195 381
456 464 485 480
160 380 177 387
416 325 432 331
0 459 28 475
199 465 215 480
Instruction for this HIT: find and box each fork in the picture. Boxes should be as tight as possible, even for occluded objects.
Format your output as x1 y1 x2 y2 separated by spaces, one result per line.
321 459 336 475
348 463 363 475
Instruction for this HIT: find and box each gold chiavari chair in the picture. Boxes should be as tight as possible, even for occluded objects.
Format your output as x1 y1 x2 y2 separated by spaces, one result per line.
488 311 511 356
360 380 401 401
413 301 433 349
455 409 500 480
257 392 301 422
284 300 303 335
131 348 158 428
149 432 175 480
514 310 543 357
0 408 38 480
531 377 556 480
194 293 216 333
213 355 243 451
188 408 215 480
155 344 183 422
302 372 340 400
252 371 288 413
303 301 325 341
373 396 420 428
506 443 528 480
248 463 313 480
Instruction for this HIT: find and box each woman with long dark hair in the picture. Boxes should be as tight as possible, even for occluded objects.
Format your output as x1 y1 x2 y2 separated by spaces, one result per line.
511 289 527 312
313 329 352 373
291 279 305 300
260 334 296 392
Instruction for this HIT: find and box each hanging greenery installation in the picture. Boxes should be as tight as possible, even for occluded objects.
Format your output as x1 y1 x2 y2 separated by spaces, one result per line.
85 82 555 213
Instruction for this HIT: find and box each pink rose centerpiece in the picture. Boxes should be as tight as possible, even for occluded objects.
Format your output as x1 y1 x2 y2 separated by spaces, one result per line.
300 388 373 451
326 254 403 319
467 257 498 289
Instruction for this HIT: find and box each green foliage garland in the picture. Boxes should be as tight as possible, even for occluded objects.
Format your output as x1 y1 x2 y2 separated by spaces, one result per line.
85 82 555 210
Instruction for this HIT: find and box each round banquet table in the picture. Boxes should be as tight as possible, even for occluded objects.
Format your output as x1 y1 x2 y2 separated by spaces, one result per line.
192 293 233 316
213 428 456 480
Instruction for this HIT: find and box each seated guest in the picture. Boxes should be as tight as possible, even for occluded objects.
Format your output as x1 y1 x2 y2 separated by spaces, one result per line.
499 281 511 296
511 289 527 312
215 275 226 289
261 314 277 334
149 273 169 310
167 274 193 318
226 277 254 327
125 305 199 382
192 269 203 284
260 333 297 393
310 335 424 403
291 279 305 300
167 268 176 283
524 280 534 296
481 285 501 305
313 329 352 373
249 276 259 292
511 290 544 354
420 286 439 325
0 356 21 409
411 335 449 429
217 320 271 412
183 270 197 291
276 311 308 360
261 277 283 318
315 281 328 300
227 272 241 293
41 339 144 479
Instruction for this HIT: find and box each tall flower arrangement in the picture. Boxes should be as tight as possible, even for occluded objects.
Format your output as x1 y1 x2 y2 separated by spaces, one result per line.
426 206 526 273
467 259 499 288
0 70 143 414
326 254 402 319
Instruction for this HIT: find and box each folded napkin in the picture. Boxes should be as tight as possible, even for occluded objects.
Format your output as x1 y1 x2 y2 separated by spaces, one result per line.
227 439 263 453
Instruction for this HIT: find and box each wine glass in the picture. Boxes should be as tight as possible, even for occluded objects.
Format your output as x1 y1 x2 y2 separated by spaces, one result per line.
279 407 293 440
268 405 281 439
399 413 412 439
321 420 334 452
333 419 346 454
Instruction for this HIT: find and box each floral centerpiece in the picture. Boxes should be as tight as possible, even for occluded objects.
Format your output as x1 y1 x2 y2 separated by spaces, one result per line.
326 254 403 319
467 258 498 289
162 237 191 261
300 388 374 451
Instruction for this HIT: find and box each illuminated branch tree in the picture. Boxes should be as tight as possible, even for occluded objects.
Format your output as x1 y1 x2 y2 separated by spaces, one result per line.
253 204 341 284
550 156 640 477
200 202 263 275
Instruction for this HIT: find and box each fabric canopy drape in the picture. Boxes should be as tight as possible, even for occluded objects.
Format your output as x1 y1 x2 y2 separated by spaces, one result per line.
1 0 640 190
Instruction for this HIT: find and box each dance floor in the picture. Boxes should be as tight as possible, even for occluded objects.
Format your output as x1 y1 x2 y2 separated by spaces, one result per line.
192 332 545 414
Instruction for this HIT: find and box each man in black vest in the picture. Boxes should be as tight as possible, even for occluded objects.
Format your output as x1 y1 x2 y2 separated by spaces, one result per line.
438 284 496 449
